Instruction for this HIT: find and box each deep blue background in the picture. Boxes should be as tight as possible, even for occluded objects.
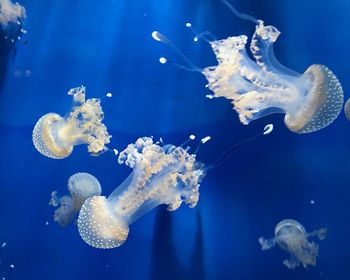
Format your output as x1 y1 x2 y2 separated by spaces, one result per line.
0 0 349 279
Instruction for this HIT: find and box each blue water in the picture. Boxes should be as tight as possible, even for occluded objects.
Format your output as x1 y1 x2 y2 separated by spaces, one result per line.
0 0 349 279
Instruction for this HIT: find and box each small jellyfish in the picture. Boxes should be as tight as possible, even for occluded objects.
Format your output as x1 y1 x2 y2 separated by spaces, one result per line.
32 86 111 159
77 137 204 249
259 219 327 269
49 172 102 227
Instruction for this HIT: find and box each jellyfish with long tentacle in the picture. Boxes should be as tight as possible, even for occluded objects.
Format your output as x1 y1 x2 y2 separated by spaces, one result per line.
32 86 111 159
77 137 204 248
259 219 327 269
49 172 102 227
77 124 273 249
152 0 344 134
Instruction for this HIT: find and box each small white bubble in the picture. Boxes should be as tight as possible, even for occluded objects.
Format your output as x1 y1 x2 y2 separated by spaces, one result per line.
205 94 214 99
151 31 162 41
310 200 315 205
189 135 196 140
159 57 167 64
263 124 274 135
193 36 199 42
186 22 192 28
113 149 119 156
106 92 112 98
2 242 6 248
201 136 211 144
10 264 14 269
45 221 49 226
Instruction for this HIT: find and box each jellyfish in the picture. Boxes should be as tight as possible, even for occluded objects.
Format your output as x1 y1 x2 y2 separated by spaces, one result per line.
32 86 111 159
0 0 26 43
49 172 102 227
76 123 274 249
152 0 344 134
344 98 350 121
259 219 327 269
0 0 25 25
77 137 205 249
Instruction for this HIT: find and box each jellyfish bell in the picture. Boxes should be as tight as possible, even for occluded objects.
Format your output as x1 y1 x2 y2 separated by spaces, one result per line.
275 219 306 236
49 172 102 227
259 219 327 269
32 86 111 159
68 172 102 210
284 64 344 133
274 219 307 253
33 113 73 159
344 98 350 121
77 196 129 249
77 137 204 249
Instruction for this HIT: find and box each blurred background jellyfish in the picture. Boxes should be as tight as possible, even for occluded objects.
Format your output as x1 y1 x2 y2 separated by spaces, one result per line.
153 0 344 134
77 137 204 249
0 0 25 26
259 219 327 269
344 98 350 121
0 0 26 43
49 172 102 227
0 0 26 89
32 86 111 159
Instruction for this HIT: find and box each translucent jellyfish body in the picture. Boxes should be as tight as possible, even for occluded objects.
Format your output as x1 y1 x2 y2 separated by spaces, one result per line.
259 219 327 269
203 20 343 133
77 137 204 249
49 172 102 227
32 86 111 159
